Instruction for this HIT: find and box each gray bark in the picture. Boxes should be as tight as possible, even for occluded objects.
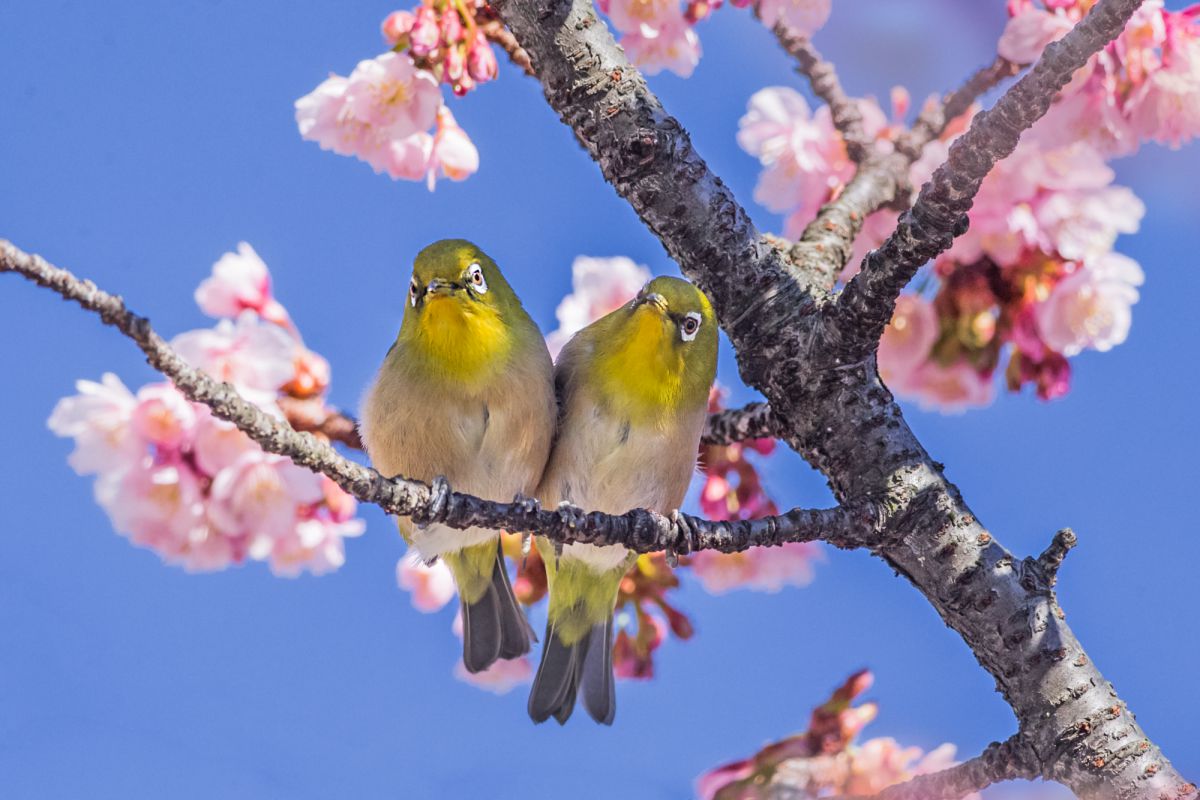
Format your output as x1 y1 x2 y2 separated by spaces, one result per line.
489 0 1194 796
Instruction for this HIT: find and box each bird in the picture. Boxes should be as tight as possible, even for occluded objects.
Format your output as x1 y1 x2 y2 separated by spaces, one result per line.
527 276 717 725
360 239 556 674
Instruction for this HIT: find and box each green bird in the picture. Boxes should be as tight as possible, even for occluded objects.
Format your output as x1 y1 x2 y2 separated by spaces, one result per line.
360 239 556 673
528 276 718 725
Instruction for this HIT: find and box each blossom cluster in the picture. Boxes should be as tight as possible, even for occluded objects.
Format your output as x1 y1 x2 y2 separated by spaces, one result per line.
594 0 831 78
1002 0 1200 156
735 1 1195 412
295 4 489 188
48 244 365 575
695 671 976 800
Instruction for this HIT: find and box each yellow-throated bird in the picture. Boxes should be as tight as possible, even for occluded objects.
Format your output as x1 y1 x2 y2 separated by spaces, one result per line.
360 239 555 673
528 276 717 724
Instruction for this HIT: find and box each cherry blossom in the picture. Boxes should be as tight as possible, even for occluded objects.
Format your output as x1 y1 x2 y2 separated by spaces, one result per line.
426 107 479 189
47 373 141 475
1036 253 1145 356
397 551 457 612
696 671 977 800
171 312 297 408
545 255 652 358
50 244 365 577
756 0 831 37
621 14 703 78
689 542 821 594
194 242 291 328
344 52 441 137
877 294 940 391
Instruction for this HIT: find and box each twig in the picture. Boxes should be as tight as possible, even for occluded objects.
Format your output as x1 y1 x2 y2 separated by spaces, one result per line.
773 24 872 162
817 736 1038 800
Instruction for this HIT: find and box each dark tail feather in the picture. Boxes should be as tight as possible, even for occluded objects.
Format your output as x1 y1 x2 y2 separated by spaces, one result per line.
580 617 615 725
527 620 614 725
461 543 534 674
493 549 537 660
528 624 583 724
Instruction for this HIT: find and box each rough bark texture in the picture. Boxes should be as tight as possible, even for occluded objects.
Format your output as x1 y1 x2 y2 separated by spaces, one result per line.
489 0 1194 797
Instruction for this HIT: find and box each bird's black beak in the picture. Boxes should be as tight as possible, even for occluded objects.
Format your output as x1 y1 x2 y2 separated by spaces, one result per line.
426 278 462 296
635 292 669 313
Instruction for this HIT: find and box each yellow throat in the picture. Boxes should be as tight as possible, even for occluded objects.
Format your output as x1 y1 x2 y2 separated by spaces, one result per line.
594 305 687 426
409 295 513 387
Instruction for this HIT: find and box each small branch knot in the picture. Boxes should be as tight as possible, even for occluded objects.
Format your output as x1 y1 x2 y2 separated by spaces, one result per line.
1036 527 1077 587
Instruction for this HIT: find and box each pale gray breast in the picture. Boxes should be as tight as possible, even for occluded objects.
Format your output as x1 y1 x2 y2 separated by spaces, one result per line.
360 340 555 503
540 397 704 516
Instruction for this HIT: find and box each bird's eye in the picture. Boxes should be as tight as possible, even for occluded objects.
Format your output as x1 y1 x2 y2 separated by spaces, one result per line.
681 312 702 342
409 278 420 307
467 263 488 294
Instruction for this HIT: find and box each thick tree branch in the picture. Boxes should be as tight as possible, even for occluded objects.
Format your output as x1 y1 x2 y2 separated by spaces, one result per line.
0 239 871 556
834 0 1143 352
772 24 871 162
702 401 778 445
492 0 1194 796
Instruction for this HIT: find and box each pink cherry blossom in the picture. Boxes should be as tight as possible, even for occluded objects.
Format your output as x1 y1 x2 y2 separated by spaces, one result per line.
605 0 681 33
1128 30 1200 148
757 0 831 37
97 459 207 557
171 312 297 407
194 242 290 328
427 107 479 189
397 552 457 612
621 15 702 78
271 517 365 577
449 608 533 692
208 451 325 561
1036 253 1144 356
545 255 652 358
467 32 499 83
689 542 821 594
192 405 258 475
381 10 415 45
900 361 995 414
453 655 534 694
998 7 1073 63
344 52 441 139
877 294 940 391
130 383 196 451
409 6 440 57
47 373 141 475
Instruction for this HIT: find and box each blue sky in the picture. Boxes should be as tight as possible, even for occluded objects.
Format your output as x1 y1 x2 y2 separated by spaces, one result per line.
1 1 1197 798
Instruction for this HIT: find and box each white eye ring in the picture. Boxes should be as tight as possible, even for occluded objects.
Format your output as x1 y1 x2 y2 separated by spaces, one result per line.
467 262 488 294
409 277 419 307
681 311 702 342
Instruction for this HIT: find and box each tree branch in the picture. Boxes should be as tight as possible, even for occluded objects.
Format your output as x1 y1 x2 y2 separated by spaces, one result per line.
772 24 871 162
896 55 1021 158
491 0 1195 796
821 736 1039 800
835 0 1142 353
0 239 870 557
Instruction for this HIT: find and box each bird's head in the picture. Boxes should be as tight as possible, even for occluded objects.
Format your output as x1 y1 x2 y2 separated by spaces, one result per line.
591 276 718 420
398 239 523 382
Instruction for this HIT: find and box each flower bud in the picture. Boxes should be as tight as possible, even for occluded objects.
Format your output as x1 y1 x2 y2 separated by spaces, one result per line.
467 32 498 83
381 10 415 45
409 7 440 57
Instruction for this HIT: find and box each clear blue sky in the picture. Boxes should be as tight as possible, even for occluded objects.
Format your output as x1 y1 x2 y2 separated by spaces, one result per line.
2 2 1197 798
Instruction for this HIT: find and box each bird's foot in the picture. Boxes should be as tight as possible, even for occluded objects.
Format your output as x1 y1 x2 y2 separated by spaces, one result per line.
416 475 452 530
